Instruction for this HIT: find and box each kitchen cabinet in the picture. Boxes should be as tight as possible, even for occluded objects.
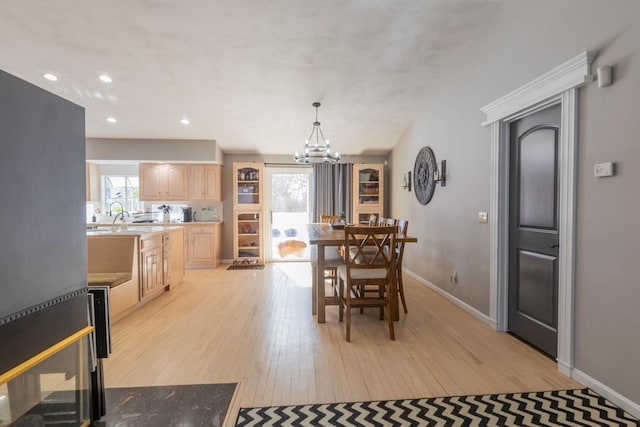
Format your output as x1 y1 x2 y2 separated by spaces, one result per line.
232 162 264 265
140 229 184 297
140 234 164 299
233 211 263 265
233 162 263 210
352 164 384 224
139 163 188 201
188 164 222 201
86 162 100 201
184 223 222 268
168 228 184 285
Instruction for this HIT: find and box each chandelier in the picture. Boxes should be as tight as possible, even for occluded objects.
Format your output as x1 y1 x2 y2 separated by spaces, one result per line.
294 102 341 164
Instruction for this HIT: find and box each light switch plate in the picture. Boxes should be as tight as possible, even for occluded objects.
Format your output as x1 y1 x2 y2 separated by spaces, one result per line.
478 212 488 224
594 162 615 177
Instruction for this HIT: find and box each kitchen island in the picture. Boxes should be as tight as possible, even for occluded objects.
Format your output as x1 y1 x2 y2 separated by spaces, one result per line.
89 221 223 269
87 225 184 322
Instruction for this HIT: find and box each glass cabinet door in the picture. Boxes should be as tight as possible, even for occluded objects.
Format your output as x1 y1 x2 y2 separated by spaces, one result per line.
357 168 380 205
236 167 261 206
352 164 384 224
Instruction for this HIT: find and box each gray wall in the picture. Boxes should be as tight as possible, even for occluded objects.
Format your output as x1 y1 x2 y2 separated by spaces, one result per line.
0 70 86 318
390 1 639 404
87 138 223 164
221 154 388 260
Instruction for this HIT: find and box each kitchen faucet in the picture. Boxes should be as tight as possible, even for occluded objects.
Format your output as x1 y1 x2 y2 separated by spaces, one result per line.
112 210 130 224
109 201 124 217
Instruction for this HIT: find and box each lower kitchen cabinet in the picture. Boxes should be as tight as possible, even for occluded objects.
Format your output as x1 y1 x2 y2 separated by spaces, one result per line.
184 223 222 268
139 229 185 300
167 228 184 285
140 234 164 299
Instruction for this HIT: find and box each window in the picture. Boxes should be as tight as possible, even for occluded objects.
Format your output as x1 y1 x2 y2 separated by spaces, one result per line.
103 176 141 214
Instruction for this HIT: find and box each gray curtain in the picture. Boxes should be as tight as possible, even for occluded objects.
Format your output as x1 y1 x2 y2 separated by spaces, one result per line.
311 163 353 222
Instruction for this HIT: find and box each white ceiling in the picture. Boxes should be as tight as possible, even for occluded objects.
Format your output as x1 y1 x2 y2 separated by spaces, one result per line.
0 1 497 156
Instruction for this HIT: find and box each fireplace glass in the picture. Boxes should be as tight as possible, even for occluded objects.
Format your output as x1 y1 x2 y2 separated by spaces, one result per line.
0 329 92 427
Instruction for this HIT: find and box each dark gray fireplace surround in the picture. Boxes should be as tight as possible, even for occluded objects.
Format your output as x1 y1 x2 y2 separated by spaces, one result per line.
0 70 90 421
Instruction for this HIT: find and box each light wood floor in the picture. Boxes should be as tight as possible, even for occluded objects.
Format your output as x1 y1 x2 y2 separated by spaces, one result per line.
103 263 578 425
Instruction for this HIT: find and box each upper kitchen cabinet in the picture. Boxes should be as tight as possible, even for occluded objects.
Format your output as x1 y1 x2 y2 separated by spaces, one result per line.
352 163 384 224
86 162 100 201
233 162 264 210
188 164 222 201
139 163 188 201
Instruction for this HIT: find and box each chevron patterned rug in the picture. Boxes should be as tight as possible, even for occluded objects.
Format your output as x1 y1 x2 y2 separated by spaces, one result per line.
235 388 637 426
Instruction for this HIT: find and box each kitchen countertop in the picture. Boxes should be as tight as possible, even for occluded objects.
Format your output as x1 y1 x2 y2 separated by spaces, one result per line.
86 222 223 236
88 221 222 227
86 225 186 237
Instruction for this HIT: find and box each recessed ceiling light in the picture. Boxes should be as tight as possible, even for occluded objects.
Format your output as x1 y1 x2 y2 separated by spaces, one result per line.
99 74 112 83
44 73 58 81
181 118 190 125
106 117 117 123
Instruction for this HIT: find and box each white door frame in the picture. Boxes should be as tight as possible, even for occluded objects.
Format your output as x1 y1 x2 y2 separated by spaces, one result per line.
264 166 312 262
481 51 595 375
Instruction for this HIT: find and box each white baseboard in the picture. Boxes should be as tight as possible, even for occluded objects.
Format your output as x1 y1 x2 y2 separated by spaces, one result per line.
404 269 497 329
398 269 640 418
557 359 572 376
572 368 640 418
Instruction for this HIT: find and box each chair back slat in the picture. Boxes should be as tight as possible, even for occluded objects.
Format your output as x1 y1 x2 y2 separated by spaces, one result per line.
338 225 397 341
344 225 396 271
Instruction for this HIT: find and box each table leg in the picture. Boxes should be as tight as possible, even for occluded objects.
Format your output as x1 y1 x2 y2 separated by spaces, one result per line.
311 265 317 315
317 244 326 323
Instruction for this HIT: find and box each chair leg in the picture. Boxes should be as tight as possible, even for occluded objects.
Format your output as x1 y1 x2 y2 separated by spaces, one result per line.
379 286 384 320
338 278 344 322
346 296 352 342
387 303 395 340
398 266 408 313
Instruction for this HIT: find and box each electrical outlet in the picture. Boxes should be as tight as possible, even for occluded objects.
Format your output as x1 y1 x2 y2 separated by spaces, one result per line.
450 270 458 283
478 212 488 224
594 162 615 177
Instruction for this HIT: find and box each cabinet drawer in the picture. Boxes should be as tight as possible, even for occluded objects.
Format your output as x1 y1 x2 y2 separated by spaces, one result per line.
140 235 162 250
189 226 214 234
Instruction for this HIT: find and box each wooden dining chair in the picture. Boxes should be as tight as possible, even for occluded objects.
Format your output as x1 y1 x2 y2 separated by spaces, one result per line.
380 217 395 226
395 219 409 313
313 215 344 297
337 225 396 342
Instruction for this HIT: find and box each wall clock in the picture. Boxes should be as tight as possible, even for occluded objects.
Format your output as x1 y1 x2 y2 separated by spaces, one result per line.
413 146 437 205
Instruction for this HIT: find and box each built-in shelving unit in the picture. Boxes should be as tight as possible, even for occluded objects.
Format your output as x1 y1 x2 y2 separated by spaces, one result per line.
352 164 384 224
233 163 264 264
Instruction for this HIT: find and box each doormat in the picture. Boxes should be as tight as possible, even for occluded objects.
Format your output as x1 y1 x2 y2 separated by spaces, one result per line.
227 264 265 270
97 383 237 427
235 388 638 426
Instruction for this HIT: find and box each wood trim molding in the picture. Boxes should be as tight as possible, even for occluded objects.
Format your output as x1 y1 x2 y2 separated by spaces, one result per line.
556 89 579 373
572 368 640 418
481 51 595 126
482 52 593 375
488 121 510 331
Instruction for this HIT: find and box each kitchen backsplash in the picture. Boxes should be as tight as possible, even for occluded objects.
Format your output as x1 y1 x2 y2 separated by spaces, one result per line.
86 200 223 223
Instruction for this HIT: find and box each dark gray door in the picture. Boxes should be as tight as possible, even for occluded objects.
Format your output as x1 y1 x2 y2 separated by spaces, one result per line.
508 104 560 357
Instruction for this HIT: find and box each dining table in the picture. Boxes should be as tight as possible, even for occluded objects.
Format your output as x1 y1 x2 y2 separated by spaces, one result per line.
307 223 417 323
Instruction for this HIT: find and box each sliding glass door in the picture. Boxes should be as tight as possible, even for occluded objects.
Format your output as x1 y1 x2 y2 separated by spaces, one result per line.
265 167 312 262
